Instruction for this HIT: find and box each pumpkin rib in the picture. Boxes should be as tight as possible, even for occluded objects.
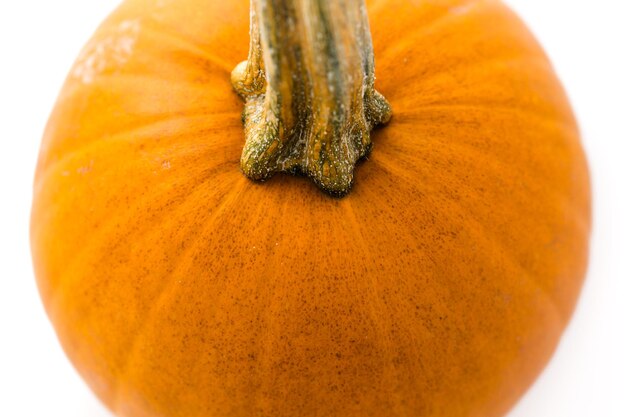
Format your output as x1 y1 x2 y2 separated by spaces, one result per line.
59 68 234 107
83 3 244 75
240 196 416 415
137 19 236 73
376 118 583 199
373 0 526 65
360 204 443 413
109 177 248 413
371 149 590 258
372 129 577 213
378 38 546 85
384 122 582 173
369 120 570 194
49 177 244 415
391 104 577 137
383 54 561 105
368 152 581 322
371 0 486 61
66 72 235 95
41 160 240 323
240 191 293 415
351 169 561 416
341 199 407 413
382 188 569 358
35 112 241 183
385 111 578 155
462 214 568 328
52 164 241 351
59 74 236 114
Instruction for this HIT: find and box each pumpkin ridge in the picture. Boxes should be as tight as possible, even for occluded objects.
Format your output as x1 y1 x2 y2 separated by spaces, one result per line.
366 156 569 409
373 124 584 214
242 193 295 414
371 151 576 322
372 149 590 260
373 0 492 65
57 75 237 121
109 177 248 412
36 112 241 184
391 104 577 136
382 52 555 102
58 71 233 106
371 0 485 58
354 162 567 412
70 71 235 91
471 222 568 328
342 199 407 413
43 163 240 325
138 19 235 73
348 176 463 411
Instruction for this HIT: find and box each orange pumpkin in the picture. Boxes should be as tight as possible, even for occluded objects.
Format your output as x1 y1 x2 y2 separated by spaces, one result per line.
31 0 591 416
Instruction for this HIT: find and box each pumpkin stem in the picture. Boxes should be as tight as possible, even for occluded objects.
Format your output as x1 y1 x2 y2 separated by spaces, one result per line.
231 0 391 196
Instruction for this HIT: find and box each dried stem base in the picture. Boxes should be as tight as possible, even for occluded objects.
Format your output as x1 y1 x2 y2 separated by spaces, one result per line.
231 0 391 195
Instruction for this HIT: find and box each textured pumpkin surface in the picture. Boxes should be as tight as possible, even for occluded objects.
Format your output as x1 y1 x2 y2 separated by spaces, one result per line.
31 0 591 416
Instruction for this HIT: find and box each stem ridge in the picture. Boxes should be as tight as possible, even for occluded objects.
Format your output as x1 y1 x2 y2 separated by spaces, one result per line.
231 0 391 196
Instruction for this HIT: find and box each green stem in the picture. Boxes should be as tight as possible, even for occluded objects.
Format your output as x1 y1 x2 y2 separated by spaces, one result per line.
231 0 391 196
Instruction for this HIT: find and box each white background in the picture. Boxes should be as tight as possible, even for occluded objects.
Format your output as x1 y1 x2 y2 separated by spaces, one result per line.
1 1 624 416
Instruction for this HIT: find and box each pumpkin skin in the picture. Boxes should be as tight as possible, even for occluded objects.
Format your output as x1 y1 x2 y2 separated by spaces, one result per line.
30 0 591 416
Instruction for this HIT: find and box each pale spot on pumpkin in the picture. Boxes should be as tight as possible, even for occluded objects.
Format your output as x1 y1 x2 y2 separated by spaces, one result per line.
72 19 141 84
449 3 475 16
77 160 94 175
155 0 167 7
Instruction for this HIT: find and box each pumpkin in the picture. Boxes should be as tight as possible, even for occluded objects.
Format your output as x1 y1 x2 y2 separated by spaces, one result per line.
30 0 591 416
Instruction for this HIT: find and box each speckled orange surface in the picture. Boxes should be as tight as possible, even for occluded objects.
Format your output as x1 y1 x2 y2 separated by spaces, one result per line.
31 0 591 416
